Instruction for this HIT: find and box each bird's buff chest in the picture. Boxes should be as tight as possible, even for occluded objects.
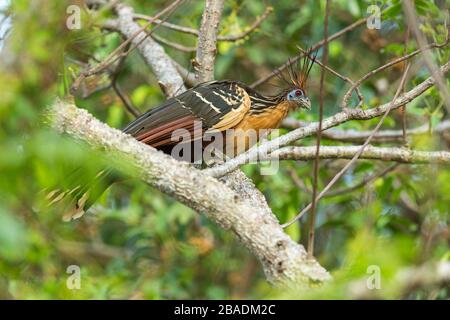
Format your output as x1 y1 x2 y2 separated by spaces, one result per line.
223 100 296 155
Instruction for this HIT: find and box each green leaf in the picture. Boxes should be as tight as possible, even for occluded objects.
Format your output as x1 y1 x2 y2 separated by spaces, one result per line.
0 208 28 261
383 3 402 19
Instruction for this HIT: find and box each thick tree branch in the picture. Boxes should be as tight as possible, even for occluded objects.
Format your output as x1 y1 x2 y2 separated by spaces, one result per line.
100 20 198 87
282 119 450 143
49 100 330 286
349 261 450 299
271 146 450 164
73 0 184 95
195 0 225 82
115 3 186 97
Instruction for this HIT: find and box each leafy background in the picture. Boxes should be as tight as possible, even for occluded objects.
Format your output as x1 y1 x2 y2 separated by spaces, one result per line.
0 0 448 299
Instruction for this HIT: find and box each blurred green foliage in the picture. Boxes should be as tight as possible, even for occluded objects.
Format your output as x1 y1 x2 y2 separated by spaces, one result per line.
0 0 448 299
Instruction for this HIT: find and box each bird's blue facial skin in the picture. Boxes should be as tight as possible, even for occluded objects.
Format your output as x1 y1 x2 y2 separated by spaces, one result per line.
287 89 304 101
286 89 311 110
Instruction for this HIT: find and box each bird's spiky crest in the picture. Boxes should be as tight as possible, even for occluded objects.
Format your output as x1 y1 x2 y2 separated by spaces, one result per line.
272 48 317 96
287 47 317 92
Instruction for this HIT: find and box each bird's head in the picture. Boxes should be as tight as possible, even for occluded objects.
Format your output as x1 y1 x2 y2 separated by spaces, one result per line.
277 49 316 111
286 87 311 110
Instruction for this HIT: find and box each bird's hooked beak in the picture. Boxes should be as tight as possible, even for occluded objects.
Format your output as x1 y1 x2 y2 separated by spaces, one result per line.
299 97 311 110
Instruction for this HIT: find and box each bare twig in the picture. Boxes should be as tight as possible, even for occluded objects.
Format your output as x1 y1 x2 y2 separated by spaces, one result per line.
71 0 185 95
308 0 329 258
133 13 198 36
133 6 273 41
112 82 140 117
403 0 450 114
217 6 273 41
171 59 199 87
401 24 411 144
71 38 141 117
195 0 225 82
115 2 186 97
151 34 196 52
251 17 368 88
326 164 399 197
290 164 399 198
110 41 141 117
341 40 449 109
282 64 412 228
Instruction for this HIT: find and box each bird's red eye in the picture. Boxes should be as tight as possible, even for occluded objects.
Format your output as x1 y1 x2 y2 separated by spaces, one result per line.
295 90 302 96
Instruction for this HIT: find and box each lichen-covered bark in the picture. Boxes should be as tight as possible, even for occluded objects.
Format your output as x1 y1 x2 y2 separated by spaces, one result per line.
115 4 186 97
195 0 225 82
272 145 450 164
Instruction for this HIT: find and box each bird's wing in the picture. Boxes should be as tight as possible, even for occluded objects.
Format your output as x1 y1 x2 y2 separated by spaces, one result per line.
46 82 251 221
123 80 251 147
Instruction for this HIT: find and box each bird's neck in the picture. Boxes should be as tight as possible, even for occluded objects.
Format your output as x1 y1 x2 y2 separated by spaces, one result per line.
248 91 285 114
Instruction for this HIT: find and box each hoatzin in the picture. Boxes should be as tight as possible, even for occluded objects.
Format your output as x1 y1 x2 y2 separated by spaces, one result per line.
49 53 316 221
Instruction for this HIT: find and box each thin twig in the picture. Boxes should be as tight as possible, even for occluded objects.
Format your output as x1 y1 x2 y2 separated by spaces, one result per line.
70 0 185 94
133 13 198 35
112 81 140 117
250 17 368 88
341 39 449 109
132 6 273 41
324 164 399 197
308 0 330 258
171 59 199 87
403 0 450 114
289 164 399 198
107 39 141 117
298 46 363 106
110 55 140 117
218 6 273 41
151 33 196 52
282 64 412 228
401 24 411 144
